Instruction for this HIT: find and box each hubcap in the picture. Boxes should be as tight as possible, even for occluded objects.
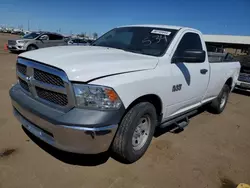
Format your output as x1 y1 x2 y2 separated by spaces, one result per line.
220 92 227 109
132 115 151 151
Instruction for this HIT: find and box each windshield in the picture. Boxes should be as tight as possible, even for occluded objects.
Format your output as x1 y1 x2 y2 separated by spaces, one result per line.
22 32 41 39
92 27 177 56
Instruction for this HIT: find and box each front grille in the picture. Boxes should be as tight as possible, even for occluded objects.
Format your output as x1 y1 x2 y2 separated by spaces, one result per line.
36 87 68 106
16 58 73 109
19 78 30 92
17 63 27 75
34 69 64 87
8 40 16 45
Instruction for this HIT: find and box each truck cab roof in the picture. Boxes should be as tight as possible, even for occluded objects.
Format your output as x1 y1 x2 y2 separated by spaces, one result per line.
118 24 202 35
119 24 200 30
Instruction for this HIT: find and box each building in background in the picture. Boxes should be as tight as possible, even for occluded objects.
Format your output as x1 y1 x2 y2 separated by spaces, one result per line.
204 34 250 55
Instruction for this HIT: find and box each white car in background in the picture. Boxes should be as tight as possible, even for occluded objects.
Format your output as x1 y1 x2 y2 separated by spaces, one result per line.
7 31 67 52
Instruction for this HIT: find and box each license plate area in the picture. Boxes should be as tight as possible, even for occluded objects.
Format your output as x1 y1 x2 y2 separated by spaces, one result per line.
8 46 15 49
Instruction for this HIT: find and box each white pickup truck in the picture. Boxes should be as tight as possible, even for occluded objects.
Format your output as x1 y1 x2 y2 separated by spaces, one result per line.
10 25 240 163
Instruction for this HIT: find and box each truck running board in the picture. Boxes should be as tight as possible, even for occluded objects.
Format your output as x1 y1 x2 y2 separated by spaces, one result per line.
159 110 198 130
176 117 189 130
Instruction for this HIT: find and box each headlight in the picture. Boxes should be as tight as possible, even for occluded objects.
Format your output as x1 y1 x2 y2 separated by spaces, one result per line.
73 84 122 110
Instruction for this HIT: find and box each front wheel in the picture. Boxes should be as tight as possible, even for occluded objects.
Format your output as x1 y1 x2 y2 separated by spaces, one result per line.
208 84 230 114
111 102 157 163
26 45 37 51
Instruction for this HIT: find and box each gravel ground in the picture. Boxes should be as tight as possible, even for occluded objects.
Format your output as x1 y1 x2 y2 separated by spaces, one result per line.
0 34 250 188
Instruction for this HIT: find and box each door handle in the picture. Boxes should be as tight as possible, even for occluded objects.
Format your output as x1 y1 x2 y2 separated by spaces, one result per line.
200 69 208 74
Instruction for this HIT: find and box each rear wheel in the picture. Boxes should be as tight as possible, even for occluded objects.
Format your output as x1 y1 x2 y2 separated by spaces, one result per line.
208 84 230 114
112 102 157 163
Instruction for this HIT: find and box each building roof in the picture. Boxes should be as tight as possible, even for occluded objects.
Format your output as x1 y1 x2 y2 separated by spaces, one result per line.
204 34 250 45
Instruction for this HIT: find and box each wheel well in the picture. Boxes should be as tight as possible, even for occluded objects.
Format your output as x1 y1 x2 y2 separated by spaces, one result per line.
225 77 233 90
126 94 163 122
27 44 38 49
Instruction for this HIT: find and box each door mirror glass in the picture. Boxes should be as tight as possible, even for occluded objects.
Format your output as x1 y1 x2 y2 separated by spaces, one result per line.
172 50 206 63
39 35 49 40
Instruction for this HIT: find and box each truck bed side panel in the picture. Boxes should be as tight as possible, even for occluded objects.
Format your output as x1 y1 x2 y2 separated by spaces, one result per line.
203 61 240 101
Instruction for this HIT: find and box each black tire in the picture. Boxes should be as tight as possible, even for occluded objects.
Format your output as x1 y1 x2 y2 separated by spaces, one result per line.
111 102 157 163
208 84 230 114
27 45 37 51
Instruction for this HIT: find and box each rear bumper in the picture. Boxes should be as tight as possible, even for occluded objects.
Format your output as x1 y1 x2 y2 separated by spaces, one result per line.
10 85 124 154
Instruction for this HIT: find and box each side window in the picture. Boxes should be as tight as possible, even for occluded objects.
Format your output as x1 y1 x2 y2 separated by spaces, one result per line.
49 34 63 40
224 53 234 62
173 32 203 58
39 34 49 40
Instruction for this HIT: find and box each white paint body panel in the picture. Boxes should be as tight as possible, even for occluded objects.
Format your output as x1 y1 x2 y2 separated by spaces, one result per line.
19 46 158 82
19 25 241 121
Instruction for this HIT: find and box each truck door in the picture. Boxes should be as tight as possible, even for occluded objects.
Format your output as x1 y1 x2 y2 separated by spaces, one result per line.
167 32 209 117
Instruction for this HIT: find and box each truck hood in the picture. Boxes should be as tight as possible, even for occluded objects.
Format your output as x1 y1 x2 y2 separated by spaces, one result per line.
18 46 158 82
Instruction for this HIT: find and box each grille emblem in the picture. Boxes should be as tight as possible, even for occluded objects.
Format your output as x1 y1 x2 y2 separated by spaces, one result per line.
26 76 32 87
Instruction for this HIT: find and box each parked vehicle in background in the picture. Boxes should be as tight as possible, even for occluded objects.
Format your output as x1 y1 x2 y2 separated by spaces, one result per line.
7 31 67 52
11 28 23 35
234 55 250 91
68 38 90 46
3 27 13 33
23 30 32 35
10 25 240 163
86 39 95 44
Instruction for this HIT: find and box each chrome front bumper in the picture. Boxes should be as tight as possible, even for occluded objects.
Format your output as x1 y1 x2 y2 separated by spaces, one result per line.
13 103 118 154
10 83 123 154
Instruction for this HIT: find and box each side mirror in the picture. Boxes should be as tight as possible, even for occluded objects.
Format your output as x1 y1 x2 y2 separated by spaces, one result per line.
39 35 49 40
172 50 206 63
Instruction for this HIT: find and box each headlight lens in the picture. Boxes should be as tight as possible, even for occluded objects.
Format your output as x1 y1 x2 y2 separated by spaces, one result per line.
73 84 122 110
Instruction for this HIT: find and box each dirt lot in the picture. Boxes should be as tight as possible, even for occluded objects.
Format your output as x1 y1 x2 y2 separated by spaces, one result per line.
0 34 250 188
